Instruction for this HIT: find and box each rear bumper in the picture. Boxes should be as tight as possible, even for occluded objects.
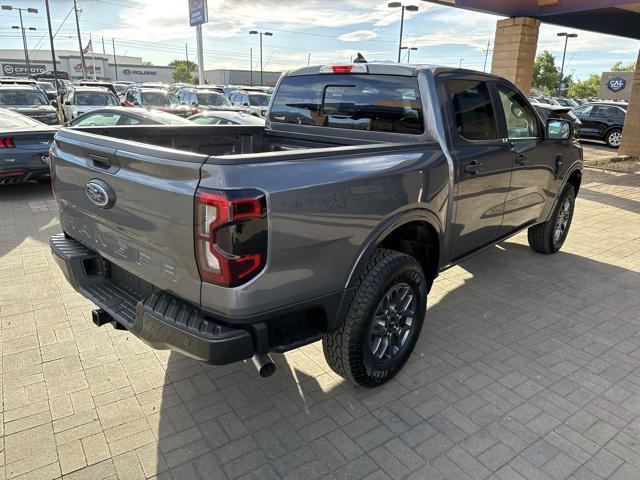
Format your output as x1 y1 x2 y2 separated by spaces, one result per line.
50 233 254 365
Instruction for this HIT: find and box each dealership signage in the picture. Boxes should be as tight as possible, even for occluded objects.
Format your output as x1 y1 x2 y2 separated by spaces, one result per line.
2 63 47 76
189 0 208 26
607 76 627 92
122 68 157 76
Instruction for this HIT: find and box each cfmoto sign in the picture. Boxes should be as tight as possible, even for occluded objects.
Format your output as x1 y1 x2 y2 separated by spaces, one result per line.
2 63 47 76
607 77 627 92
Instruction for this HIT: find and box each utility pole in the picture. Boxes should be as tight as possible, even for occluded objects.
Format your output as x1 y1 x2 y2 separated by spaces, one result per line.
307 53 311 66
101 36 105 54
44 0 60 114
73 0 86 78
250 48 253 86
482 39 491 72
2 5 38 76
459 58 463 68
185 43 189 63
112 38 118 81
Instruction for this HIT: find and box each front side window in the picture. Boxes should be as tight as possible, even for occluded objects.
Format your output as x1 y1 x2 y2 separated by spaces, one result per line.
448 79 497 141
497 85 539 138
269 74 424 135
572 105 593 118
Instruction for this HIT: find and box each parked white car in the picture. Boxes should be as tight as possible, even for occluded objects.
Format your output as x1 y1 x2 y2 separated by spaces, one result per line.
62 86 119 121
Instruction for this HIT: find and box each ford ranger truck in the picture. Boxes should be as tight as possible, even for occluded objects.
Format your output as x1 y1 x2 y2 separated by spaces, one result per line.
49 64 582 387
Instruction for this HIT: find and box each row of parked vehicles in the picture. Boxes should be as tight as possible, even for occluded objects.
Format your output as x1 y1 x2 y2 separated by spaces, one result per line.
528 96 628 148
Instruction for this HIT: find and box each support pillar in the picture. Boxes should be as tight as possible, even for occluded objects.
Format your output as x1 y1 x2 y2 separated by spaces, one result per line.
619 50 640 159
491 17 540 95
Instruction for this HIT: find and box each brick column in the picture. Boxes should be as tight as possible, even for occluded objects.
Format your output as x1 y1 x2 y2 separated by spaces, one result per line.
619 50 640 159
491 17 540 95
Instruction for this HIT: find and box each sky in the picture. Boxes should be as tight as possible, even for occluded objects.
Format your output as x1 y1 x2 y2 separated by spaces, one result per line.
0 0 639 80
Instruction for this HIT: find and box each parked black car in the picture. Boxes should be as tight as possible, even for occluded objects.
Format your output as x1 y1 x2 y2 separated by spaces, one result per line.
0 85 60 125
0 108 56 184
571 102 627 148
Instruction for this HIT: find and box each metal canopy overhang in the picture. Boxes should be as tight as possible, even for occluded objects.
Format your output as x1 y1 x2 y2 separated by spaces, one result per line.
427 0 640 40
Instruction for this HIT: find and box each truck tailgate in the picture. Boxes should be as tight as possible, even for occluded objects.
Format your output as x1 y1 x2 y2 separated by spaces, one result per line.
52 128 208 305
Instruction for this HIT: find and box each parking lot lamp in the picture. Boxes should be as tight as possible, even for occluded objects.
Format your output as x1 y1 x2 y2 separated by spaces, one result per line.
388 3 418 63
249 30 273 86
557 32 577 96
2 5 38 76
400 46 418 63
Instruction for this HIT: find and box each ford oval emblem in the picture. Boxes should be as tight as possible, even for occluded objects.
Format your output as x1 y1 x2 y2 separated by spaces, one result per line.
85 180 115 209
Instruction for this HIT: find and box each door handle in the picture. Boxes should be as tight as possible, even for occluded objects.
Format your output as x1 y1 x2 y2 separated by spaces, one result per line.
464 160 483 175
514 154 528 165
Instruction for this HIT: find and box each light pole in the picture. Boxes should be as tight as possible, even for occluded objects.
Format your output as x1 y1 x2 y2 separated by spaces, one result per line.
459 58 464 68
400 46 418 63
557 32 577 97
2 5 38 76
249 30 273 86
388 2 418 63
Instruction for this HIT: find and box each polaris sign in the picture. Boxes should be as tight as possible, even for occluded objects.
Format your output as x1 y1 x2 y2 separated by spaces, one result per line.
2 63 47 76
607 77 627 92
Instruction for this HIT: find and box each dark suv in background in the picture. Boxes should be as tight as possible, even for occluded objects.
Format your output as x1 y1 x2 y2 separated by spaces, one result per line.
571 102 626 148
0 85 60 125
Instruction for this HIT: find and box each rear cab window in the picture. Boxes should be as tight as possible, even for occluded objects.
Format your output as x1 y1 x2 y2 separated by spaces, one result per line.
269 74 424 135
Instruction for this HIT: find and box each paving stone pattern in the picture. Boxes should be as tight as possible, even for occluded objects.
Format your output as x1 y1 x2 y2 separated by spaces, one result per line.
1 169 639 479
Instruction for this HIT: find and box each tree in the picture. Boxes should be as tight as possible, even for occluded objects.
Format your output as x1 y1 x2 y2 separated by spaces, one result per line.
611 61 636 72
533 50 560 94
568 73 600 98
173 64 194 83
169 60 197 83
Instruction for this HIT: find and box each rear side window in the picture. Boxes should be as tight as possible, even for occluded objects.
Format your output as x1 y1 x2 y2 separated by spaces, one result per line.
269 75 424 135
447 79 497 141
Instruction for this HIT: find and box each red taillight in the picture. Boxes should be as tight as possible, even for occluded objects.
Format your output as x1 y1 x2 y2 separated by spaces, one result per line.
332 65 353 74
195 189 267 287
0 136 15 148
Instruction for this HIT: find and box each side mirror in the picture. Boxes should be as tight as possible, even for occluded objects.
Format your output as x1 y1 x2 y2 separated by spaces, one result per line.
64 100 71 105
547 118 572 141
133 101 140 106
243 102 250 107
50 100 58 108
191 101 198 106
121 101 125 106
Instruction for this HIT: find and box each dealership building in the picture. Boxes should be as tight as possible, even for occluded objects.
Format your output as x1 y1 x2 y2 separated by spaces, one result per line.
204 69 282 87
599 71 634 101
0 49 174 83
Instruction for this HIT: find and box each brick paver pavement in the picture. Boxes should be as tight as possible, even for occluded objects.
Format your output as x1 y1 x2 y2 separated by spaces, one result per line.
1 168 639 480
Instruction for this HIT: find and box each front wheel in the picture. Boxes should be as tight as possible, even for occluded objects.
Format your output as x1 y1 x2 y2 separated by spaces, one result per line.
323 248 427 388
606 128 622 149
527 185 576 254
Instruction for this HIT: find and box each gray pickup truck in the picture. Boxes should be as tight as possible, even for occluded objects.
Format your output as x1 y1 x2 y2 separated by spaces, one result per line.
50 64 582 387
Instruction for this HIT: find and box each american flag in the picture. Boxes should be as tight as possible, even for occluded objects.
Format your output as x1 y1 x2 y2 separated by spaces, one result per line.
82 40 92 54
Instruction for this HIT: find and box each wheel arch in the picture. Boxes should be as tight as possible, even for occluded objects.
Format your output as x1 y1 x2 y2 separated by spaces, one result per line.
346 209 443 290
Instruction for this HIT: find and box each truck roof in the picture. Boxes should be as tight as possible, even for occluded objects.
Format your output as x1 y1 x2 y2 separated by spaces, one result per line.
284 63 502 80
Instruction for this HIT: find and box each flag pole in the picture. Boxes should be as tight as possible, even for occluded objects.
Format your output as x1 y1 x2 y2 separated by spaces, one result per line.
90 33 97 79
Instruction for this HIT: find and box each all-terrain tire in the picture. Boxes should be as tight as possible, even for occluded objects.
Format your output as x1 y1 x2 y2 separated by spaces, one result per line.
323 248 428 388
528 184 576 254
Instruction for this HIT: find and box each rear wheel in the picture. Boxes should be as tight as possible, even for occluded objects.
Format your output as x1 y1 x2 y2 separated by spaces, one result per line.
527 185 575 254
323 248 428 388
606 128 622 149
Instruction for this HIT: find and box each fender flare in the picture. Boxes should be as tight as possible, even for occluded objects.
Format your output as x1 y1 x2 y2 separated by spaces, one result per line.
345 208 443 290
545 161 582 222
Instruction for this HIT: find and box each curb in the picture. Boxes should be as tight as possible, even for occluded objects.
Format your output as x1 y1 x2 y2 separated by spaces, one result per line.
583 155 631 167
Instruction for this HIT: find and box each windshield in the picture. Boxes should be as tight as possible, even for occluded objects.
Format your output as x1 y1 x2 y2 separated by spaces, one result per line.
38 82 55 91
0 89 49 106
139 109 193 124
249 94 270 107
141 91 178 106
269 74 424 135
0 108 44 128
198 92 231 106
75 92 118 106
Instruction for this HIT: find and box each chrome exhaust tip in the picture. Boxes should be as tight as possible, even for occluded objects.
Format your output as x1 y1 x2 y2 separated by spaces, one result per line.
251 354 276 378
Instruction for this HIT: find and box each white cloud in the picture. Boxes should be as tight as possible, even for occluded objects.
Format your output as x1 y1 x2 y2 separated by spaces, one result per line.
338 30 379 42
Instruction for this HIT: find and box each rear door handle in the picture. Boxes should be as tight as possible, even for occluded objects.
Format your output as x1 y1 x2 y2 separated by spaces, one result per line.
514 154 528 165
464 160 483 175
